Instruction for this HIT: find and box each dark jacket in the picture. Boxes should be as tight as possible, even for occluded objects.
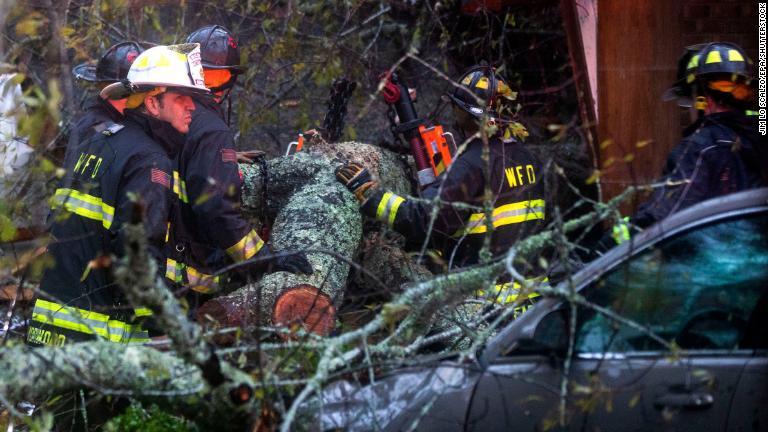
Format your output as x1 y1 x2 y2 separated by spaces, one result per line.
63 96 123 169
165 97 264 294
361 136 546 269
633 111 765 228
27 110 178 347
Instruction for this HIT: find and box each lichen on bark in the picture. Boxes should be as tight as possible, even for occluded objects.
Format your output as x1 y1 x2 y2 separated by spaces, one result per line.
201 149 364 334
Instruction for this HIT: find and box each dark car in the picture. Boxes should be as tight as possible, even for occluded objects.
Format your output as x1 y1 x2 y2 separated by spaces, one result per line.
311 188 768 431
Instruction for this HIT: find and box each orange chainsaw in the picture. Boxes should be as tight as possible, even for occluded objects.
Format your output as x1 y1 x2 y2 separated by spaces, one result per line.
381 71 456 188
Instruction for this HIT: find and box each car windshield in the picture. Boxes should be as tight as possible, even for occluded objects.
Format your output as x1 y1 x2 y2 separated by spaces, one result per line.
575 212 768 353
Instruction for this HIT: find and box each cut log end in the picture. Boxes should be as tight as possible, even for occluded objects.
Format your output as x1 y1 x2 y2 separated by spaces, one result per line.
196 297 245 328
272 285 336 337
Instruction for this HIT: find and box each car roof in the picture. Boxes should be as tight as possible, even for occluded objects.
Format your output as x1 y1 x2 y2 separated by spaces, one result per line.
482 187 768 362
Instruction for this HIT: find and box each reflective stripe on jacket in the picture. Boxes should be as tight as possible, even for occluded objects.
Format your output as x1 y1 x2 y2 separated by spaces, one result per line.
27 299 150 346
633 111 765 228
361 136 546 268
165 99 265 291
30 110 177 346
165 257 220 294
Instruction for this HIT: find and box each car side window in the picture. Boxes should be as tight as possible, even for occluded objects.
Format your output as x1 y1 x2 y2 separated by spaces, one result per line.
575 212 768 353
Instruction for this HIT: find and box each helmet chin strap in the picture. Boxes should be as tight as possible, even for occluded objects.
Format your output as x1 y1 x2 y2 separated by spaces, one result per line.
694 96 707 111
211 86 234 126
222 87 234 127
227 93 232 127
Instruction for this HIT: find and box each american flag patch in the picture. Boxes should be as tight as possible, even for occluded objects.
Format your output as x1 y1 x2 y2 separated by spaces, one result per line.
150 168 171 189
221 149 237 163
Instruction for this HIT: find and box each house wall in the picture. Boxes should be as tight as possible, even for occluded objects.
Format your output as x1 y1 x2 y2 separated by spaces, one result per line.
596 0 759 209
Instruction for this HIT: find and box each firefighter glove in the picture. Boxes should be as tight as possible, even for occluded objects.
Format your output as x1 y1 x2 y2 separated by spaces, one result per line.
335 162 377 203
236 149 265 164
270 251 314 275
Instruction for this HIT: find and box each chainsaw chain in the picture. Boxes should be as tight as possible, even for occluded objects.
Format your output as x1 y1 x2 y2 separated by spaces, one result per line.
386 104 403 149
322 78 357 142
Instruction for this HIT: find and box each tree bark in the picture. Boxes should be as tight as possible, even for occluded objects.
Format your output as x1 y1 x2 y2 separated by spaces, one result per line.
351 231 433 300
0 342 254 427
197 143 415 336
239 141 413 222
0 220 259 428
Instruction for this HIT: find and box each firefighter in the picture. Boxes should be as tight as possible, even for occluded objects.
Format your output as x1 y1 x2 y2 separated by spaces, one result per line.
68 42 144 159
662 43 707 139
164 25 312 299
336 66 546 270
26 44 209 347
629 42 765 232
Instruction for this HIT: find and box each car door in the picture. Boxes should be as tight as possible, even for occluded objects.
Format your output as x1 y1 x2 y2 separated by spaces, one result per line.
726 287 768 431
571 209 768 431
467 208 768 431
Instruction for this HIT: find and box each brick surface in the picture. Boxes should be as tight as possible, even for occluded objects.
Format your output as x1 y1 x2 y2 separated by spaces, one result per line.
700 19 728 33
722 21 748 34
682 34 703 46
741 4 757 18
712 4 741 17
682 19 699 34
684 4 710 18
680 0 755 55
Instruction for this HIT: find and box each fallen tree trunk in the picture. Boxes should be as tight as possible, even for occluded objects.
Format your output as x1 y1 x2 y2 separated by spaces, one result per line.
198 143 415 336
115 222 256 397
0 342 252 428
198 152 360 336
307 141 413 198
239 141 413 221
351 231 433 300
0 219 258 428
0 342 199 402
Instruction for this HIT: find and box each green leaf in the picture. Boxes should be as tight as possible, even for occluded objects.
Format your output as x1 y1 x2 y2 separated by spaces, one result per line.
0 215 17 242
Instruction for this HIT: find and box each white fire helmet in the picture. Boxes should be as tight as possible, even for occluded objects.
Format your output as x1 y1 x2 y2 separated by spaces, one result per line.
101 43 210 100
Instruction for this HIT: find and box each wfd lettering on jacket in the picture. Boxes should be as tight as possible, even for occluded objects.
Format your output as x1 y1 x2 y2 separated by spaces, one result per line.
73 153 103 178
504 164 537 188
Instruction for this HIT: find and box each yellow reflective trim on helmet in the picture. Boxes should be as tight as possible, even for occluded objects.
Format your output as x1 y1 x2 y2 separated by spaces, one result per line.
170 50 188 62
685 54 700 83
156 53 172 68
474 77 489 90
135 54 150 69
687 54 700 70
705 50 722 64
727 49 744 62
